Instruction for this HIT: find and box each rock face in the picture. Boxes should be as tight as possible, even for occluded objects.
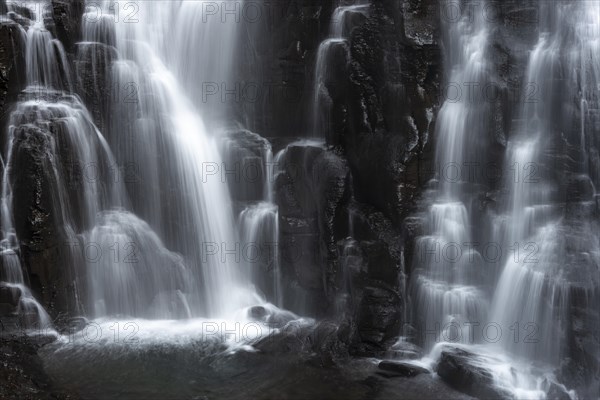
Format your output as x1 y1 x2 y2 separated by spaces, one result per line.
335 0 440 225
260 0 441 355
336 201 406 355
238 0 336 136
0 20 26 128
0 336 73 399
221 129 273 204
47 0 85 53
8 121 77 318
74 42 117 133
0 4 596 399
274 143 350 317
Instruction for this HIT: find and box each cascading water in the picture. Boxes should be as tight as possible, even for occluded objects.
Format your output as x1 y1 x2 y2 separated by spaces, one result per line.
0 0 597 398
219 127 283 307
404 1 600 398
409 0 490 351
489 0 600 369
238 202 281 305
1 0 279 327
80 0 261 318
0 2 99 331
312 3 369 137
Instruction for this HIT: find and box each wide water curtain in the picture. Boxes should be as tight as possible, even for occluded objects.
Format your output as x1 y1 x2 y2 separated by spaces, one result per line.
83 0 259 318
0 0 258 322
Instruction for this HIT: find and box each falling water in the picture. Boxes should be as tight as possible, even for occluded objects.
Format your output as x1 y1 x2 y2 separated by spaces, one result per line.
219 127 283 307
0 2 72 331
405 0 600 397
78 0 262 318
1 0 267 327
489 0 600 366
312 3 369 137
410 0 490 351
238 202 282 306
0 0 596 397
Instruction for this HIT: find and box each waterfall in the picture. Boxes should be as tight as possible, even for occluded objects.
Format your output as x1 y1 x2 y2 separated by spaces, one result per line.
220 128 283 307
312 3 369 138
238 202 282 306
0 2 73 331
0 0 597 397
0 0 268 325
489 0 600 365
410 0 490 351
403 0 599 397
78 0 264 318
4 1 131 324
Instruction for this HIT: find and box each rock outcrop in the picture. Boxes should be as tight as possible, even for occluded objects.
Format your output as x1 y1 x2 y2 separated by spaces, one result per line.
274 143 350 317
0 19 26 129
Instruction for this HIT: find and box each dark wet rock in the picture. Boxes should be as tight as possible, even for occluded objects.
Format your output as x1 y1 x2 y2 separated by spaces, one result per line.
560 281 600 398
353 285 402 355
0 335 73 400
436 347 512 400
5 10 32 29
255 320 350 366
0 302 16 317
501 3 540 44
6 92 112 318
335 201 405 356
9 124 72 316
274 143 351 317
378 360 429 377
401 215 426 276
74 42 118 133
335 0 440 224
220 129 272 203
248 305 268 320
0 20 26 128
400 0 439 46
237 0 336 136
0 284 22 307
545 380 573 400
47 0 84 53
565 174 595 203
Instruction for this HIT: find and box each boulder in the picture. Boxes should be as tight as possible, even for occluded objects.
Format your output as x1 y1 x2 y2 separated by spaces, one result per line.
353 285 402 354
378 360 429 377
436 347 512 400
0 284 22 307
